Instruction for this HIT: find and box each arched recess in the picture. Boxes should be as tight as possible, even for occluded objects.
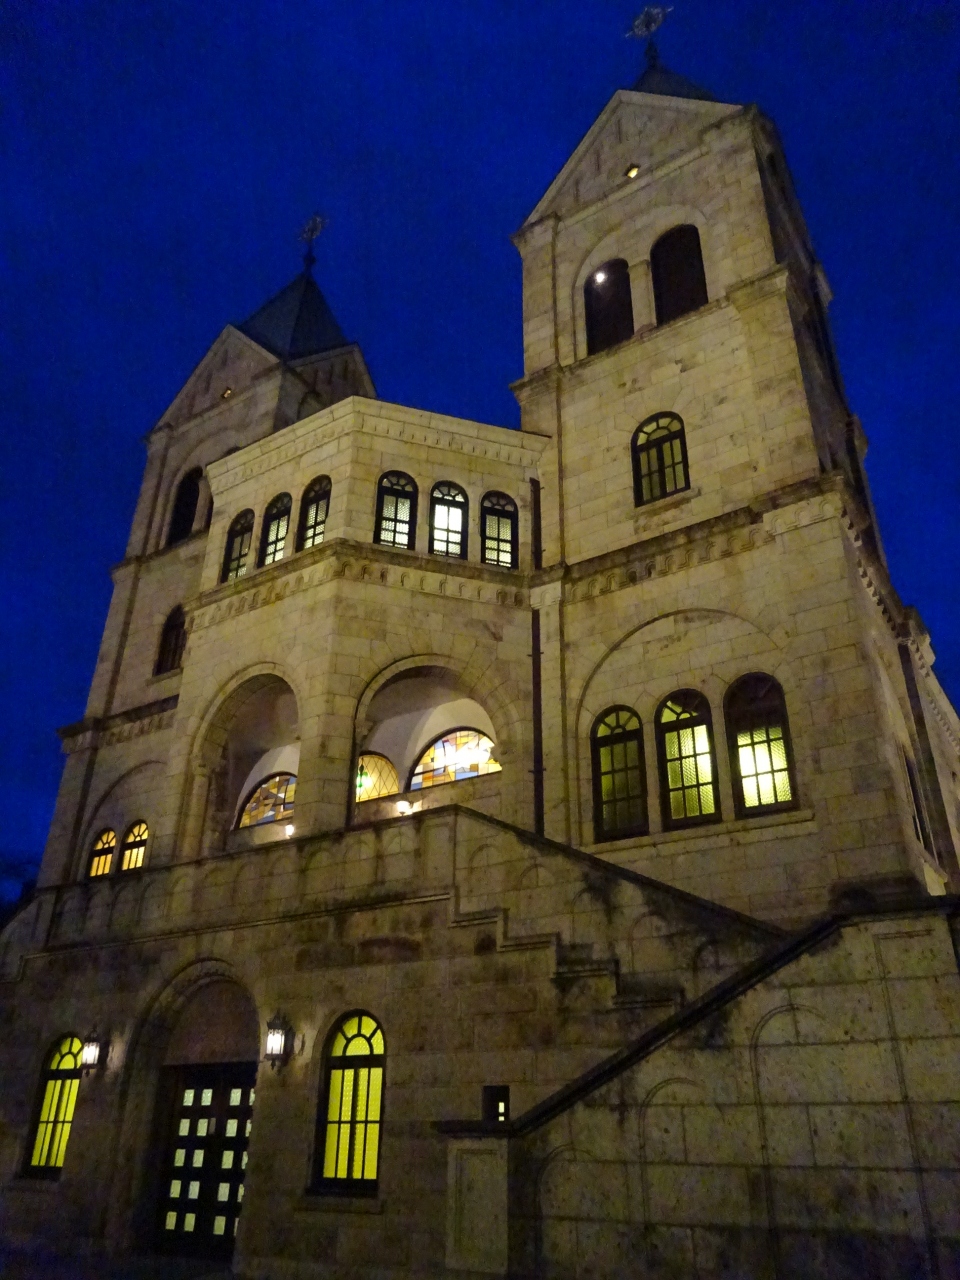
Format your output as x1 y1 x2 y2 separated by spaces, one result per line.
573 608 794 845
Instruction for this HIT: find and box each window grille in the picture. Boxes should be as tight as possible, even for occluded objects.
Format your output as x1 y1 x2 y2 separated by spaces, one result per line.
632 412 689 507
121 821 149 871
26 1037 84 1177
584 258 634 355
429 483 468 559
314 1013 385 1194
724 674 796 818
297 476 332 551
374 473 417 550
651 225 708 326
656 691 720 828
480 492 518 569
155 605 187 675
237 774 297 828
409 730 501 791
258 493 292 567
591 707 647 840
221 511 255 583
89 830 116 878
355 755 400 803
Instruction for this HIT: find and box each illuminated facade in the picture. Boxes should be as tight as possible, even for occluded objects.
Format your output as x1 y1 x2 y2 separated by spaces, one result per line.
2 47 960 1280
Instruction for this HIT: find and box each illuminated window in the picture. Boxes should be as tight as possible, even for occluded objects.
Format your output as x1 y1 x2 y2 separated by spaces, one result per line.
584 258 634 355
656 691 720 828
89 830 116 878
237 774 297 828
725 674 796 817
258 493 292 567
374 472 417 550
429 482 468 559
409 730 502 791
297 476 332 551
591 707 647 841
167 468 202 547
355 755 400 804
314 1013 385 1195
480 492 518 569
26 1037 84 1177
121 821 149 871
651 225 708 326
221 510 255 583
632 412 689 507
155 605 187 675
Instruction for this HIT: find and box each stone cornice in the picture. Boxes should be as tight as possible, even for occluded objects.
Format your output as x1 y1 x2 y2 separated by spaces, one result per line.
59 695 179 755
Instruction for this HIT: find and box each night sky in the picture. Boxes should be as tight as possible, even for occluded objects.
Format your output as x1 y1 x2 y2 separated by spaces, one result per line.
1 0 958 898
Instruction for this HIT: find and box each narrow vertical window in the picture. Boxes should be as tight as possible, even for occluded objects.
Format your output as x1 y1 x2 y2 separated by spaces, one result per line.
313 1013 385 1195
89 829 116 878
632 412 689 507
221 510 255 583
155 605 187 675
591 707 647 841
121 821 149 871
429 482 468 559
258 493 292 567
26 1037 84 1177
656 691 720 828
167 469 203 547
297 476 332 551
725 674 797 818
480 492 518 569
584 258 634 355
651 225 708 326
374 472 417 550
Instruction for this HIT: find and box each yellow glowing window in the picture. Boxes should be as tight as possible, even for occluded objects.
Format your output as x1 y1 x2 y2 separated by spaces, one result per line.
409 730 501 791
259 493 292 567
375 472 417 549
238 773 296 828
737 726 792 807
355 754 400 803
480 492 518 569
316 1013 385 1191
725 673 796 817
632 412 689 507
88 830 116 878
592 706 647 840
658 692 719 826
121 821 148 871
298 476 331 551
28 1037 84 1176
429 482 467 559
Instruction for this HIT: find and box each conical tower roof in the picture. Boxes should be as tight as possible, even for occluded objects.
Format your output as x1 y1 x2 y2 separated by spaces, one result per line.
633 41 717 102
238 269 347 361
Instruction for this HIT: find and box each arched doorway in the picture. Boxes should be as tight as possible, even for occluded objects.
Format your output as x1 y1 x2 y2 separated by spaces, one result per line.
154 981 259 1261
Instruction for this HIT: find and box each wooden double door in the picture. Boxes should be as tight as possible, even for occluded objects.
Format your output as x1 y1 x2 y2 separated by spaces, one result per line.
155 1061 257 1260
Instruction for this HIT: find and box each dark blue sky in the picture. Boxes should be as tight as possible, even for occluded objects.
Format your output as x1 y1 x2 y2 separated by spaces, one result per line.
1 0 958 892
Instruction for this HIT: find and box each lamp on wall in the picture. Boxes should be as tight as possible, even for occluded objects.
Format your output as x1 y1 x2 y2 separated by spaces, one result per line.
265 1014 293 1068
81 1038 104 1071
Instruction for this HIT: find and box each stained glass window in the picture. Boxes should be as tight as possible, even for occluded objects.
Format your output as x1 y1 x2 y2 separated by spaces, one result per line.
155 605 187 675
258 493 292 567
27 1037 84 1177
237 774 297 828
480 492 518 569
297 476 331 551
725 674 796 817
632 412 689 507
89 829 116 878
429 482 467 559
591 707 647 840
409 730 502 791
355 755 401 804
314 1013 385 1194
657 691 720 828
221 510 255 583
374 472 417 550
121 821 149 871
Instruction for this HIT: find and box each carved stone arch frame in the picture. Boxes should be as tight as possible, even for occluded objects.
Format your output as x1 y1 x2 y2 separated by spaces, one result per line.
573 608 794 845
74 759 164 882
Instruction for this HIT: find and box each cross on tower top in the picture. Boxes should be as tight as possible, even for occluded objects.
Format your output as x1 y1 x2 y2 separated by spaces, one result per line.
298 214 328 272
628 5 672 41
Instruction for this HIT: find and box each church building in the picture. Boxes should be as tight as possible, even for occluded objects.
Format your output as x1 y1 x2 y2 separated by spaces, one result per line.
2 38 960 1280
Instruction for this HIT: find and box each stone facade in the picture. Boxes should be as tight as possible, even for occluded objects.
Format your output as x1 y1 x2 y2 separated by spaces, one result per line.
2 66 959 1280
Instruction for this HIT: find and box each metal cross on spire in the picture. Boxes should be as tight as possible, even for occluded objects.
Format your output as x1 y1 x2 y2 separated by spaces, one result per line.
298 213 328 272
627 5 672 41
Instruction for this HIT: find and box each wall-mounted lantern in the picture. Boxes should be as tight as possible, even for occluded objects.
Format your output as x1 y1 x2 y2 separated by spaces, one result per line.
265 1014 293 1068
81 1038 104 1072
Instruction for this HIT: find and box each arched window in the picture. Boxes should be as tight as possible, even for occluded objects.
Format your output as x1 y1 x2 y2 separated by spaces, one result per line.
408 730 502 791
313 1013 385 1194
584 259 634 356
632 412 690 507
155 605 187 675
591 707 647 841
258 493 292 567
221 510 255 583
429 482 468 559
656 691 720 828
237 773 297 828
120 821 149 871
26 1036 85 1177
374 472 417 550
355 755 401 804
89 829 116 877
480 492 518 569
651 225 708 326
167 468 203 547
297 476 332 551
725 674 796 817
